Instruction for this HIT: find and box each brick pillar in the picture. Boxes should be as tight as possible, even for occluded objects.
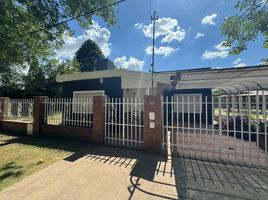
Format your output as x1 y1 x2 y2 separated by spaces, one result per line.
92 96 106 144
143 95 163 154
33 96 48 136
0 97 10 121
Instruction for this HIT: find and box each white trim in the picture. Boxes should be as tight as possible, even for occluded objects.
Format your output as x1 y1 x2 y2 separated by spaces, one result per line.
56 69 170 85
173 93 202 113
73 90 105 97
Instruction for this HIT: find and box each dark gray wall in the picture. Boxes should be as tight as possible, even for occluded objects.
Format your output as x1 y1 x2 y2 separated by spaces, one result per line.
163 88 213 124
61 77 123 98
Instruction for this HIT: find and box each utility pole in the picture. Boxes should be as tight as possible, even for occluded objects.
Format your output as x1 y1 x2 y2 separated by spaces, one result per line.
151 11 158 95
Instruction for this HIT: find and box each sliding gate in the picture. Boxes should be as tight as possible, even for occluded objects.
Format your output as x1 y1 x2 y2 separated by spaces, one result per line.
105 98 144 149
163 93 268 165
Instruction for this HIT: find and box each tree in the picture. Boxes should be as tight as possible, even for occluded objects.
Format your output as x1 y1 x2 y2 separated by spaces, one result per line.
23 59 80 97
75 39 105 72
221 0 268 61
0 0 118 73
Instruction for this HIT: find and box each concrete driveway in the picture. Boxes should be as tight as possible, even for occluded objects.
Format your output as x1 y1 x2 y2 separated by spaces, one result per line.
0 145 267 200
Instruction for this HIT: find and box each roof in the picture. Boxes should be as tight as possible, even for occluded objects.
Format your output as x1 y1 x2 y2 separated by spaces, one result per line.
156 65 268 94
56 69 170 89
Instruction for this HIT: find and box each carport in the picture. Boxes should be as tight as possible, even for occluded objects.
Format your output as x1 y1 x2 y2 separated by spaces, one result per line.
157 65 268 165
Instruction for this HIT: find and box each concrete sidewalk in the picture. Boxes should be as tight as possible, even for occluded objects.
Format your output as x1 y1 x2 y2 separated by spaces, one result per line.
0 145 267 200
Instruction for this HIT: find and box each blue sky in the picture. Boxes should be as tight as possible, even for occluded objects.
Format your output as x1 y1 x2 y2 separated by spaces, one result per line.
56 0 268 72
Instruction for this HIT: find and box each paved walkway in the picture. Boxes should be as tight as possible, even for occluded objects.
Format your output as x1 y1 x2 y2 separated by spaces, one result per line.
0 145 267 200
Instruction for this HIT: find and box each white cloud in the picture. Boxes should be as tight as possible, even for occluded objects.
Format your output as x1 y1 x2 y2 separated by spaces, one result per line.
194 32 205 40
201 41 229 60
201 13 217 25
114 56 145 71
233 58 242 65
135 17 186 43
145 46 178 57
233 63 246 68
201 50 229 60
214 41 229 51
55 21 111 59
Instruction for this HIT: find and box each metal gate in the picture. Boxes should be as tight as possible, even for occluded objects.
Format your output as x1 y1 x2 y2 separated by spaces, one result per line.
162 92 268 165
105 97 144 149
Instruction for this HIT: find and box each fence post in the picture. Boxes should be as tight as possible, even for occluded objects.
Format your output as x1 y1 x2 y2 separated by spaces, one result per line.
0 97 10 122
33 96 48 136
143 95 163 154
92 96 106 144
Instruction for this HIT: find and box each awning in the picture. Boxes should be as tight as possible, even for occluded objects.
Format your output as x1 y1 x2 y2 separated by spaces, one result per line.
156 65 268 94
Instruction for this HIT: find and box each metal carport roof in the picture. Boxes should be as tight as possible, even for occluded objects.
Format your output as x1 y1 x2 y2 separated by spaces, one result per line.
156 65 268 94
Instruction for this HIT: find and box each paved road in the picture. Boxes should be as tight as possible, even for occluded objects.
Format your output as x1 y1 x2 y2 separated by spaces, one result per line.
0 145 267 200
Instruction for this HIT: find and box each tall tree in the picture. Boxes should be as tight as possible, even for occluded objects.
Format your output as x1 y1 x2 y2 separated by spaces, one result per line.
221 0 268 62
75 39 105 72
0 0 119 73
23 59 80 97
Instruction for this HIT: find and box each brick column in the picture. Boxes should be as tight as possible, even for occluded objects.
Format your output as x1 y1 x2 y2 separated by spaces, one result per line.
92 96 106 144
33 96 48 136
0 97 10 121
143 95 163 154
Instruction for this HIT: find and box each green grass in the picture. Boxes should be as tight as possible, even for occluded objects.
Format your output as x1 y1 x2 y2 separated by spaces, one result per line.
0 132 87 191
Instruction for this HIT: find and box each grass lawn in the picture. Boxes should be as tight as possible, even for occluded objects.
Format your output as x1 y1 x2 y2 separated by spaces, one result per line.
0 132 88 191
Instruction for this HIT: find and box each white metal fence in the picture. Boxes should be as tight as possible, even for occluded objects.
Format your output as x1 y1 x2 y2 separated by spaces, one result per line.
163 92 268 165
44 98 93 127
3 99 34 122
105 98 144 149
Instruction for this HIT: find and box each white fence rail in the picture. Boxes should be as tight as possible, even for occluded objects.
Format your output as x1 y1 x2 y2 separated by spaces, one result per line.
44 98 93 127
105 98 144 149
163 92 268 165
3 99 34 122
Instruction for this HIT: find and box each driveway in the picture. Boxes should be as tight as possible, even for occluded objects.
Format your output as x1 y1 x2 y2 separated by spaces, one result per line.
0 145 267 200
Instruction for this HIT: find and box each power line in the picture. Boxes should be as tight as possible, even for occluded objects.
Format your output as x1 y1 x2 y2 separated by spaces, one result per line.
23 0 127 37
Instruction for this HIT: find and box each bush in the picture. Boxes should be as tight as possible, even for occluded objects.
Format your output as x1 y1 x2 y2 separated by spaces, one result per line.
215 116 266 141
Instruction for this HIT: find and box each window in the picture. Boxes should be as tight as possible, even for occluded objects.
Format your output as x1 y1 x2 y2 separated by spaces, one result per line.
173 94 202 113
72 90 104 113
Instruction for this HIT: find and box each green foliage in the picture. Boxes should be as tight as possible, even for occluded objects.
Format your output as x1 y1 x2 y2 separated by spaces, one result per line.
0 0 118 72
0 59 79 98
221 0 268 60
75 39 105 72
23 59 80 97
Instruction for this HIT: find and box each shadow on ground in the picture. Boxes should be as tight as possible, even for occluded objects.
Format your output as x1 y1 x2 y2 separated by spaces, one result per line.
1 132 267 199
64 145 268 200
0 132 88 152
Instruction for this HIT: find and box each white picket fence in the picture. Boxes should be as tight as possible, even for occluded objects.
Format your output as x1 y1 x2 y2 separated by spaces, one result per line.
163 92 268 165
3 99 34 122
44 98 93 127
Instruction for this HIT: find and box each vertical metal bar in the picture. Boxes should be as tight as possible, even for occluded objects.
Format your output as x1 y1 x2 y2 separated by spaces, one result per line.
130 98 133 147
135 97 137 148
262 90 266 164
264 91 267 164
187 96 190 150
205 96 208 157
226 95 230 159
126 98 129 146
212 95 215 158
193 95 196 146
182 95 185 153
248 91 252 162
176 96 179 153
233 95 237 161
256 90 260 163
122 98 125 146
166 96 168 148
199 95 202 156
239 93 244 161
171 96 174 150
219 96 222 159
